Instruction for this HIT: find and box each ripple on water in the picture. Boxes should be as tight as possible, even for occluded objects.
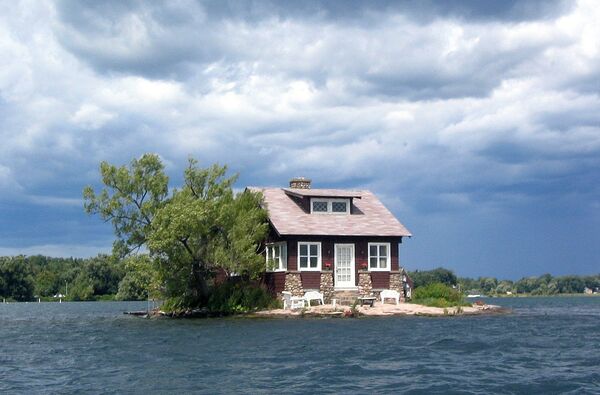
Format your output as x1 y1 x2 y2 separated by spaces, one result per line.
1 298 600 394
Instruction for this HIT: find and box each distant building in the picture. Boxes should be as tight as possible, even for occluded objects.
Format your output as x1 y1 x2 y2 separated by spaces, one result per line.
584 287 593 295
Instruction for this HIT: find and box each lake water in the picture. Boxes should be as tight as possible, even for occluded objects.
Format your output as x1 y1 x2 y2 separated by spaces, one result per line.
1 297 599 394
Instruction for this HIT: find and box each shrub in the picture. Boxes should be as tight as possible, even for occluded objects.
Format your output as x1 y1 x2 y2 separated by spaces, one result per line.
207 282 276 314
413 282 469 308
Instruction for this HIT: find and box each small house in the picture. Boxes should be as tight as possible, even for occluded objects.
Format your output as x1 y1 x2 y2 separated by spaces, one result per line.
249 177 412 303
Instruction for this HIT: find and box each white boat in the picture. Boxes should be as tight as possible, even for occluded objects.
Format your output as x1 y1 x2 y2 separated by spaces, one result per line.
466 294 481 298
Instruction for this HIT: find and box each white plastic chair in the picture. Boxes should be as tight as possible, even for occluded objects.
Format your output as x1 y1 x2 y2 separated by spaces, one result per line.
304 291 324 306
282 291 306 309
380 289 400 305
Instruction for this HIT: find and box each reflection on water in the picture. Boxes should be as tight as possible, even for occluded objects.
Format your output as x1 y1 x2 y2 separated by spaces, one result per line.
1 298 599 394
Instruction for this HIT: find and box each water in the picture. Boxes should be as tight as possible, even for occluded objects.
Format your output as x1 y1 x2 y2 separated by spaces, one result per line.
1 298 599 394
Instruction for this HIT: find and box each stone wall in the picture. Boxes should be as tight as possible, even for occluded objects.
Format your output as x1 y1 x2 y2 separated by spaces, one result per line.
358 271 372 296
389 271 405 302
319 271 334 303
284 271 303 296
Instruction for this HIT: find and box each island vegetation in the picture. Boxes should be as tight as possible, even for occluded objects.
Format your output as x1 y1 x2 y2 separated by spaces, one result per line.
82 153 277 314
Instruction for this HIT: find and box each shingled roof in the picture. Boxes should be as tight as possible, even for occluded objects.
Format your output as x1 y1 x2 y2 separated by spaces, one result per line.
248 187 412 237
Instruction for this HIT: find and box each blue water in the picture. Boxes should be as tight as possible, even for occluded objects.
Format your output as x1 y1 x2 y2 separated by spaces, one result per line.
1 298 599 394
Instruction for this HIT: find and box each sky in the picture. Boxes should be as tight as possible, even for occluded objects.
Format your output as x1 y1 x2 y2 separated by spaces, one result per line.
0 0 598 279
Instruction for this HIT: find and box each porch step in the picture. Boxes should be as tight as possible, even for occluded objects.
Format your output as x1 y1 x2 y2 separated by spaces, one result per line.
333 290 360 306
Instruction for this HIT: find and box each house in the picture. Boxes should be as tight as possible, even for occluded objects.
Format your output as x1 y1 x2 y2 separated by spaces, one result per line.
249 177 412 303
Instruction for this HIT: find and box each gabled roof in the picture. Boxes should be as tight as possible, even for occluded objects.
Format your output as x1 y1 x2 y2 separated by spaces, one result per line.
248 187 412 237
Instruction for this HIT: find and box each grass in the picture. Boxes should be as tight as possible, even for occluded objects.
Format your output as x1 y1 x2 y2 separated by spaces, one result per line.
412 283 471 308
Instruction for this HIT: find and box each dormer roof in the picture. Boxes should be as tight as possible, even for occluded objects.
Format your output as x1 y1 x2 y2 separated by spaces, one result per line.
282 188 362 199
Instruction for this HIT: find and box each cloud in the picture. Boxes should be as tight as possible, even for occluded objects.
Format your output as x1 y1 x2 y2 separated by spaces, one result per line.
0 244 109 258
0 0 598 276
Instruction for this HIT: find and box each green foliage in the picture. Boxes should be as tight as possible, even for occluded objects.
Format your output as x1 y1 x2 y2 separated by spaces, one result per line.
409 267 458 288
116 254 161 301
83 154 169 257
206 282 275 314
85 154 269 309
0 256 34 301
413 283 468 308
84 255 123 295
458 272 600 296
68 273 94 301
0 254 128 301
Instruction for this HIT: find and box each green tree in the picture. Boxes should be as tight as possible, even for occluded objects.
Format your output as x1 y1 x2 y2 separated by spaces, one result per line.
116 254 161 301
84 255 123 295
68 273 94 301
34 269 58 297
83 154 169 257
410 267 458 288
84 154 268 308
0 256 35 301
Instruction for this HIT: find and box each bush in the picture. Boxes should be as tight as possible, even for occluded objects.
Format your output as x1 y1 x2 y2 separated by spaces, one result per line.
413 283 469 308
207 282 276 314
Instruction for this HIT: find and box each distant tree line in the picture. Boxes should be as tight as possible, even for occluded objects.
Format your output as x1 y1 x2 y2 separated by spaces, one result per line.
0 254 125 302
408 267 600 296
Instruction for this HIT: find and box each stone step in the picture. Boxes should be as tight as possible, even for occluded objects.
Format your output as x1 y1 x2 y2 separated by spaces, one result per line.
333 291 360 306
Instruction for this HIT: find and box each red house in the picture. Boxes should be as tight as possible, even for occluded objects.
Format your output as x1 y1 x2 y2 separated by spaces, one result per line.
250 177 412 302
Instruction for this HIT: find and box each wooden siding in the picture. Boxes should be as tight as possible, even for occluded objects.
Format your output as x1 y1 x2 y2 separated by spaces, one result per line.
300 272 321 290
261 271 286 294
371 272 390 289
272 235 402 289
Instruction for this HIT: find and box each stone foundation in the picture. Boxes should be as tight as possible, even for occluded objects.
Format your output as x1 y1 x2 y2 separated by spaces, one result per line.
319 271 334 303
284 271 303 296
390 271 405 302
358 271 372 296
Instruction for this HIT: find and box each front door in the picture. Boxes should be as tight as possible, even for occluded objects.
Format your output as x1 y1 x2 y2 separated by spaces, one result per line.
335 244 355 288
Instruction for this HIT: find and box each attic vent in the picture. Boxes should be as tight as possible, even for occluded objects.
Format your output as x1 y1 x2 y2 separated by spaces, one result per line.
289 177 311 189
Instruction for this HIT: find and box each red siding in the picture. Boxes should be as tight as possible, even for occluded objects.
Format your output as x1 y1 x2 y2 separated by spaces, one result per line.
300 272 321 290
261 272 286 294
371 272 390 289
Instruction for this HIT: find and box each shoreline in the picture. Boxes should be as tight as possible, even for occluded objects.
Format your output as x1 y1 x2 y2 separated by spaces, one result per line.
133 301 510 319
248 302 509 319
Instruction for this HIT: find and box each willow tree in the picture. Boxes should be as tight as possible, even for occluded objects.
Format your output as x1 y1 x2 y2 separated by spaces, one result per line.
84 154 268 307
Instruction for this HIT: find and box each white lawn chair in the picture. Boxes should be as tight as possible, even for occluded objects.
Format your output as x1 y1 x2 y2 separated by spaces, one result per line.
282 291 306 309
380 289 400 305
304 291 324 306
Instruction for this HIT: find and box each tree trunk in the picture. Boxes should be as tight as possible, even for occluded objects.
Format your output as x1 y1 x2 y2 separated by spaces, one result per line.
191 260 210 305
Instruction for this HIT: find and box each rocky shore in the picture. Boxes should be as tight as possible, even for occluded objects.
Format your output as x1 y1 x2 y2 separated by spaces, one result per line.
126 301 508 319
250 301 509 318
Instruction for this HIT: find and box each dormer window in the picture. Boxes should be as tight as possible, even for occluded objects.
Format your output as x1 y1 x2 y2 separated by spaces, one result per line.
311 198 350 214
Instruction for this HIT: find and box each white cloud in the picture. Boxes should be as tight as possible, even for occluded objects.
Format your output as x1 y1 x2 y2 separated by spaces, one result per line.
0 243 109 258
0 0 598 274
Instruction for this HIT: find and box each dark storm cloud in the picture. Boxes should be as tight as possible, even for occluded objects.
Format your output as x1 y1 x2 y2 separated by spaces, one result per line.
200 0 573 23
53 0 575 101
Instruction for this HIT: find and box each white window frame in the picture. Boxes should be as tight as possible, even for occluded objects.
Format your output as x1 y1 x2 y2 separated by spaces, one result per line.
265 242 287 272
310 198 350 214
368 242 391 271
297 242 322 271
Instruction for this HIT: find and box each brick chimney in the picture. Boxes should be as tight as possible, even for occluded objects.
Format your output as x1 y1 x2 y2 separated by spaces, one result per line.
289 177 311 189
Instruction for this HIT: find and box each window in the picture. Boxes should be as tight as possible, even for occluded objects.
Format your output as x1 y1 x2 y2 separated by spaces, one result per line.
298 242 321 271
368 243 390 271
332 201 347 212
266 242 287 271
312 201 328 212
311 198 350 214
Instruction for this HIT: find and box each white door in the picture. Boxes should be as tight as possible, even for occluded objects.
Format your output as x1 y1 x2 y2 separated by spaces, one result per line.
335 244 355 288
